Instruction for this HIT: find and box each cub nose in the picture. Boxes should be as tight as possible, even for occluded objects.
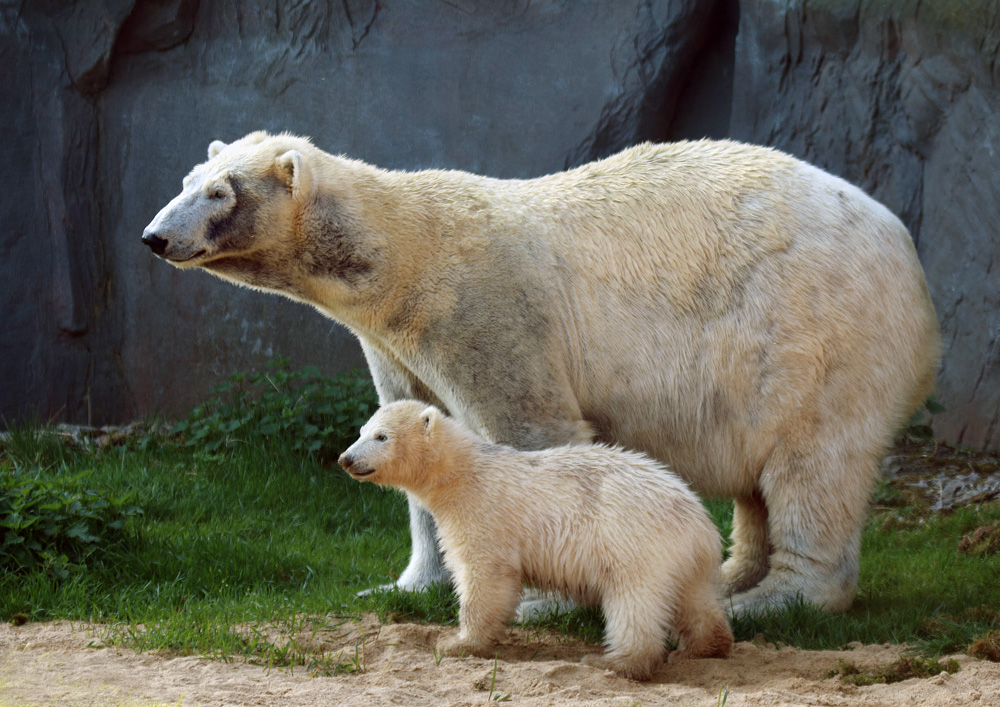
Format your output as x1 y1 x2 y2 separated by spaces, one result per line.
141 229 168 255
338 453 354 470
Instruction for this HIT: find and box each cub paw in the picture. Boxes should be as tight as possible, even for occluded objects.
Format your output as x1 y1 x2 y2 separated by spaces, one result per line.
436 632 496 659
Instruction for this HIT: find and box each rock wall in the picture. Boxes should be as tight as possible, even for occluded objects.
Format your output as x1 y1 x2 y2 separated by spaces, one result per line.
731 0 1000 449
2 0 998 449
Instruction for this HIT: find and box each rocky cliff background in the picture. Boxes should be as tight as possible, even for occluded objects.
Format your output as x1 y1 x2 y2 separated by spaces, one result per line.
2 0 997 450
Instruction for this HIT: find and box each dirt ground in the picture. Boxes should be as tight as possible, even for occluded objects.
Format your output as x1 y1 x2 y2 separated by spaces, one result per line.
3 617 1000 707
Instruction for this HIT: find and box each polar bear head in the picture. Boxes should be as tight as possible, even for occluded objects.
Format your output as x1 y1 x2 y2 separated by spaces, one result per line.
338 401 447 490
140 131 374 298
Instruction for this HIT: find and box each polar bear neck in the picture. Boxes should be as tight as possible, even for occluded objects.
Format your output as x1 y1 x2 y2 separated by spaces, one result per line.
299 160 511 347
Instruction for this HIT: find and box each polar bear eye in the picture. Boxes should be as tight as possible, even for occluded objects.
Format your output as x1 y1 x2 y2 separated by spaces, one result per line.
374 432 388 442
209 186 228 200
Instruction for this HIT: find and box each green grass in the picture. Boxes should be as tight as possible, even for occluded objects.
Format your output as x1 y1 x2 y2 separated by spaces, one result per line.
3 368 1000 665
1 417 420 659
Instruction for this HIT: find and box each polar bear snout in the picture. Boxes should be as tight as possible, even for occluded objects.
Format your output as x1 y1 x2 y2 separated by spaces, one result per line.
140 228 169 256
338 452 375 479
141 225 207 263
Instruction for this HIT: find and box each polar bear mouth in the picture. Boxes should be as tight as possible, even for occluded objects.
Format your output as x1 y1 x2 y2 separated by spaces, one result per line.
166 249 207 263
350 468 376 478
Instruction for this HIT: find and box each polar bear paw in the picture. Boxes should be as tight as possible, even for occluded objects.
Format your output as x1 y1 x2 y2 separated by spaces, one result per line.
514 590 577 623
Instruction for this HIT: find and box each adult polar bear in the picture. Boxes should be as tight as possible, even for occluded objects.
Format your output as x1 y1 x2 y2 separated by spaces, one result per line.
142 131 940 617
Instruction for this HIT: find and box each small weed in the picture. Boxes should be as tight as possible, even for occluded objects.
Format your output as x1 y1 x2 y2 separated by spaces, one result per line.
487 655 511 702
718 683 730 706
898 396 946 444
872 479 906 508
244 617 368 677
826 656 960 685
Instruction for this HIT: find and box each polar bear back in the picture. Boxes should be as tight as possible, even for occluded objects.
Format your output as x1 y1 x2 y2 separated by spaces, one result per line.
441 141 937 496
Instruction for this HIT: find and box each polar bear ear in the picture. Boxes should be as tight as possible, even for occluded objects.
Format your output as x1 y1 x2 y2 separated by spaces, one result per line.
208 140 227 159
276 149 315 202
420 406 441 436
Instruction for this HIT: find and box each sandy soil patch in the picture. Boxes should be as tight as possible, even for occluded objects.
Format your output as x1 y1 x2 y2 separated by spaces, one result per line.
2 617 998 707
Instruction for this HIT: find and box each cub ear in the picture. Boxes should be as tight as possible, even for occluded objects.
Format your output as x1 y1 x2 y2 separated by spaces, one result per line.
276 149 315 201
420 406 441 436
208 140 227 159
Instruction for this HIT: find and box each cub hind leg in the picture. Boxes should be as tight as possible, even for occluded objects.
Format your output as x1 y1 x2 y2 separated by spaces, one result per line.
671 577 733 660
583 581 672 681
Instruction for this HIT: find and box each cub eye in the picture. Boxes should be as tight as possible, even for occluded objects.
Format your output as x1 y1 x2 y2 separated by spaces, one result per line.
210 187 228 200
374 433 387 442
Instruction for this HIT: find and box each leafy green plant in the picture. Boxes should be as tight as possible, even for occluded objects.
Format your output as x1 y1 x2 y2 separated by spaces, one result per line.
1 469 141 578
899 395 946 443
170 359 378 460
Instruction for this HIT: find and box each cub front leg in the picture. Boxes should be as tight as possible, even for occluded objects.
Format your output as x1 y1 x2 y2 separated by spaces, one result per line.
438 569 523 658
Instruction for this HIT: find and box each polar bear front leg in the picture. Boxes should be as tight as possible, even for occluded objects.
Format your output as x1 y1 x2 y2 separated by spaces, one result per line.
357 494 449 595
396 494 450 590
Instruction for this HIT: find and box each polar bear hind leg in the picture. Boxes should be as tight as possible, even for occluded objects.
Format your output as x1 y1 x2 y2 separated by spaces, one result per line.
720 490 770 596
727 441 880 616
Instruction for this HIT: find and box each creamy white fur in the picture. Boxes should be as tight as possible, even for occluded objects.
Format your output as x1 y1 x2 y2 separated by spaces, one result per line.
340 401 734 680
145 133 941 616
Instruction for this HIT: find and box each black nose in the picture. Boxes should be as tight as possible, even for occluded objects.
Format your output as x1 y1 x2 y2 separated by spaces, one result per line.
141 230 168 255
339 453 354 470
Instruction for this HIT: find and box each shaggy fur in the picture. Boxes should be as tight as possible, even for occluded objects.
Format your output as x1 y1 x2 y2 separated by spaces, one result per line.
339 401 734 680
142 132 941 616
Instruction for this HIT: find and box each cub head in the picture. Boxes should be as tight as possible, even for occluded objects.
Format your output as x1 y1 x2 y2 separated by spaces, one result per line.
140 131 325 292
338 401 445 489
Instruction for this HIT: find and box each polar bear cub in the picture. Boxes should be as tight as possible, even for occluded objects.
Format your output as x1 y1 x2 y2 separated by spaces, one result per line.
339 400 733 680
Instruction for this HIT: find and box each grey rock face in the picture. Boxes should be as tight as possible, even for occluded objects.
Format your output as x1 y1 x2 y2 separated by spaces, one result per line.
2 0 716 424
731 0 1000 450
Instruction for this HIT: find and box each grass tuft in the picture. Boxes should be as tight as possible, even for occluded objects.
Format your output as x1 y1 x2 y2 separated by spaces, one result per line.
826 656 960 685
957 521 1000 556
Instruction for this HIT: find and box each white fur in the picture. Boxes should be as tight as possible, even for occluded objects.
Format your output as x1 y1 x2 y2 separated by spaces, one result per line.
145 133 942 616
340 401 734 680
